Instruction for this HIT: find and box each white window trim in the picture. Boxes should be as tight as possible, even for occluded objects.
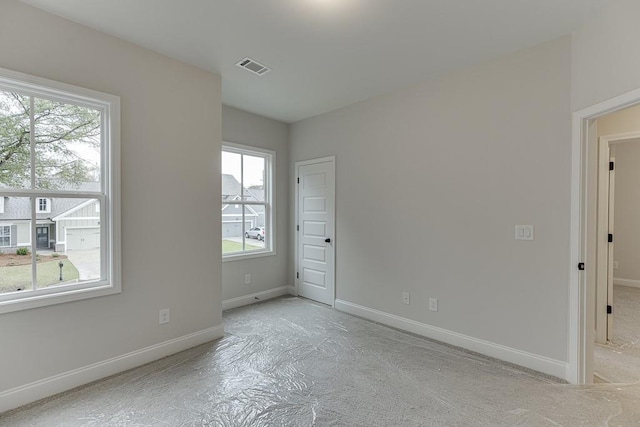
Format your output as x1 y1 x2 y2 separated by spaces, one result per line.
0 66 121 314
222 142 276 262
36 198 51 213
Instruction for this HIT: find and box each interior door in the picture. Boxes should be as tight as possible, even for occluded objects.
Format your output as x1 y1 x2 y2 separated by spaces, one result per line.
297 157 335 306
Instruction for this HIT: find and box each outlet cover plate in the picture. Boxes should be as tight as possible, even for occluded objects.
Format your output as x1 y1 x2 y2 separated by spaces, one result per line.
429 298 438 312
159 308 170 325
402 292 410 305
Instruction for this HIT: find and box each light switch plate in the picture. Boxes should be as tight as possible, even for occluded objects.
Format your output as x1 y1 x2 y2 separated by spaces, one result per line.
515 225 534 241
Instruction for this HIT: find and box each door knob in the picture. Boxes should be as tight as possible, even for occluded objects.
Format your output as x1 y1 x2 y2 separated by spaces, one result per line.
325 238 331 243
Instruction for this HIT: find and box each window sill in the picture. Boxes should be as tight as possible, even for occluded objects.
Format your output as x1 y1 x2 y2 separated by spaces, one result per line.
222 250 276 263
0 282 120 315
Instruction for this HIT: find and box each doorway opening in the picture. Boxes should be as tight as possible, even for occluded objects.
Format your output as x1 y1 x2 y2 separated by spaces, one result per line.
571 91 640 385
592 119 640 383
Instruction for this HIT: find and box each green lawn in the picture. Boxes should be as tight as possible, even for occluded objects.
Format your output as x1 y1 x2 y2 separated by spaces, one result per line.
222 239 263 254
0 259 80 294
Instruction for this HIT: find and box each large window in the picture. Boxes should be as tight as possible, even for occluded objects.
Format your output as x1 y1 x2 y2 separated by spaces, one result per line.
0 67 120 313
222 143 274 259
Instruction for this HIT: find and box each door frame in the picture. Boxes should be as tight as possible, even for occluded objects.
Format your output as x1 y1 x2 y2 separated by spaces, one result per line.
294 156 336 307
570 87 640 385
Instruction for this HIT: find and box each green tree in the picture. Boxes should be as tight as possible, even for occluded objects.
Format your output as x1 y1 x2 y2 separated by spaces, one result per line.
0 91 100 189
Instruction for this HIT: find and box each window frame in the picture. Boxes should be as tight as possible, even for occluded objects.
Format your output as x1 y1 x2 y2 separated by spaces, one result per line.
37 197 51 213
0 66 121 314
222 142 275 261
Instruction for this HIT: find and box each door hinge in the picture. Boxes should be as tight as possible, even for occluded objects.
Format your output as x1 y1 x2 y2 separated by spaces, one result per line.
296 272 299 279
296 225 299 231
608 233 614 243
578 262 585 271
607 305 613 314
610 161 615 171
297 177 300 184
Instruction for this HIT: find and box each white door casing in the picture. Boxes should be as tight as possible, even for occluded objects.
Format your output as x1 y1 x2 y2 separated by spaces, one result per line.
296 157 335 306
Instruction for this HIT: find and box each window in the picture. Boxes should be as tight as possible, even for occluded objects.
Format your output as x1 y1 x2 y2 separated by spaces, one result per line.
37 198 50 213
0 67 120 314
222 143 274 259
0 226 10 247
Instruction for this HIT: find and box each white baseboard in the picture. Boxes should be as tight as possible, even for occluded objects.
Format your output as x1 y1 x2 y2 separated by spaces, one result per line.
334 299 568 380
222 286 293 311
0 325 224 414
613 278 640 289
286 285 297 296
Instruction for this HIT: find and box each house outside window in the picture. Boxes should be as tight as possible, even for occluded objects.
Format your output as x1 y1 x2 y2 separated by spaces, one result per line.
0 226 10 247
0 67 120 314
222 143 275 260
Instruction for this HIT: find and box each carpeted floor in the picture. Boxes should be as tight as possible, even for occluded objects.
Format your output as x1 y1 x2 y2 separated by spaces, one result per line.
2 296 640 426
594 285 640 384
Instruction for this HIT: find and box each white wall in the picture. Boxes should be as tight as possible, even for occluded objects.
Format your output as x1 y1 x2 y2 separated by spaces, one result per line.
221 105 290 304
0 0 222 405
572 0 640 111
290 37 572 369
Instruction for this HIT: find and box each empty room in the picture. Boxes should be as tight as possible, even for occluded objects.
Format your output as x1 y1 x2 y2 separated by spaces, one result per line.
1 0 640 425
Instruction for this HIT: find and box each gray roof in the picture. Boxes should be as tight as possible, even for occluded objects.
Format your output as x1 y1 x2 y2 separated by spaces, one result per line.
0 181 100 221
222 174 264 204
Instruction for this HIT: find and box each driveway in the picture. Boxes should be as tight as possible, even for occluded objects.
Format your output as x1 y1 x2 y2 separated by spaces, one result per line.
65 249 100 281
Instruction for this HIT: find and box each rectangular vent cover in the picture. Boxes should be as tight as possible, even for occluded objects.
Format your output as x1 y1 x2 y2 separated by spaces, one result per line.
236 57 271 76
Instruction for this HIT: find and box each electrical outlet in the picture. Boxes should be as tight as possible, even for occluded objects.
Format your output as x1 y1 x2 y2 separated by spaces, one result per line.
429 298 438 312
245 274 251 285
613 261 619 269
159 308 170 325
402 292 410 305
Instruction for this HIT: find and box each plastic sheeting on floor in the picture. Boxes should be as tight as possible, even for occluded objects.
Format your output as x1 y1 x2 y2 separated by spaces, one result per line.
2 297 640 426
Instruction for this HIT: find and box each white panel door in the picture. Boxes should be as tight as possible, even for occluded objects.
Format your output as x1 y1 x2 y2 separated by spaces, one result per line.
297 158 335 305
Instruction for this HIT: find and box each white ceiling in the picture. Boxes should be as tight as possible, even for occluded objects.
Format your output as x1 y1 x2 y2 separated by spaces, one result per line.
20 0 611 123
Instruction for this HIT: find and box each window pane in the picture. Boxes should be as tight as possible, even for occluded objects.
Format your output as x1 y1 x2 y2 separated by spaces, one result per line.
222 201 244 254
0 90 31 190
34 98 101 191
243 206 265 251
222 151 242 203
36 198 101 289
0 197 32 294
243 155 265 202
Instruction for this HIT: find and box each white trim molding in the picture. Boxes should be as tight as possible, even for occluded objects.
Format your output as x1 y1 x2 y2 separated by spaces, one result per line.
335 299 568 380
613 278 640 289
222 286 293 311
0 325 224 414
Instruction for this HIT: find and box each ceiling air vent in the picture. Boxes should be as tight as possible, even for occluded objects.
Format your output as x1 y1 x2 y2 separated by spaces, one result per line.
236 57 271 76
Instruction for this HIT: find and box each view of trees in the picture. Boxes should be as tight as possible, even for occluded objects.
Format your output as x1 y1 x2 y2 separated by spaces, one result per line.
0 90 100 189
